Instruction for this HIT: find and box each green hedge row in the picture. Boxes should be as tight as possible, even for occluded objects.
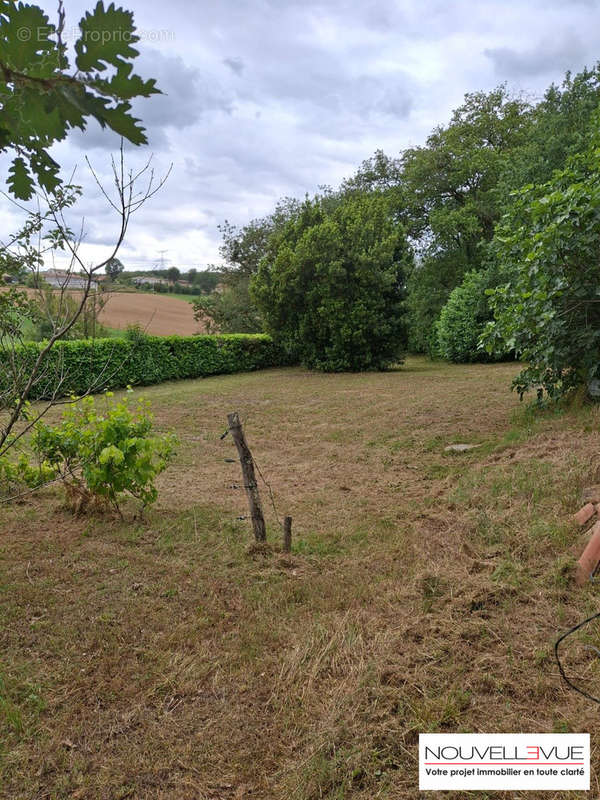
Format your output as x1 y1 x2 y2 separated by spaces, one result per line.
4 334 292 400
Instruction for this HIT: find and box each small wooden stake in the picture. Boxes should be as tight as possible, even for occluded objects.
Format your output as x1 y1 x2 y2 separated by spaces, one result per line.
227 412 267 542
283 516 292 553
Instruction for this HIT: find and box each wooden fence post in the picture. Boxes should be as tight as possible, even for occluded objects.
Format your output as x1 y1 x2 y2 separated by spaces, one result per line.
227 412 267 542
283 516 292 553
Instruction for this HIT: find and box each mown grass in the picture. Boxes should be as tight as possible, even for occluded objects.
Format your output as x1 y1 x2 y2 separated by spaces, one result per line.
2 357 600 798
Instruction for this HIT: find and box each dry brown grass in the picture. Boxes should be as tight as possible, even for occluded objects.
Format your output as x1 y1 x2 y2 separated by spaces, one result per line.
2 358 600 798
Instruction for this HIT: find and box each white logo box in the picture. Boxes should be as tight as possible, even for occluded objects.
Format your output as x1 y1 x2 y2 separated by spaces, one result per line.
419 733 590 791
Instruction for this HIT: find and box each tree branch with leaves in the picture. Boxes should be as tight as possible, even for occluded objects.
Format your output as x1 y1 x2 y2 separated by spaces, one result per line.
0 0 159 199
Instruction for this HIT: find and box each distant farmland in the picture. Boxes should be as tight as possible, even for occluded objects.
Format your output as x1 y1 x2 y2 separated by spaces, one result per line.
6 288 205 337
98 291 202 336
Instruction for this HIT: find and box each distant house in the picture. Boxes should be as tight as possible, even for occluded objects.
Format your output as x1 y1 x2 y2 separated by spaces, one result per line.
132 276 168 287
41 269 101 290
132 276 192 289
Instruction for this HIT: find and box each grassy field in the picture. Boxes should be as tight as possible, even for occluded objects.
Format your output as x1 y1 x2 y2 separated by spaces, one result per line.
2 358 600 799
164 293 200 304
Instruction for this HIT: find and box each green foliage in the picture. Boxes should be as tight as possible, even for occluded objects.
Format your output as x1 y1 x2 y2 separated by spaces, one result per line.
1 334 292 403
435 268 509 363
405 250 471 354
193 279 262 333
105 257 124 280
0 0 159 199
0 285 38 341
340 149 405 220
189 270 220 293
252 193 411 371
203 199 304 333
0 184 86 346
128 270 220 296
501 65 600 194
209 65 600 377
33 392 176 511
0 452 55 496
401 87 532 254
483 121 600 400
395 87 533 351
26 285 108 341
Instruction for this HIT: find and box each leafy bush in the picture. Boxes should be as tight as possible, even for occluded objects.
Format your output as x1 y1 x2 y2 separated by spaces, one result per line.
483 118 600 400
33 392 176 514
0 454 56 498
1 334 291 403
193 281 263 333
405 251 471 354
252 194 411 371
435 268 510 363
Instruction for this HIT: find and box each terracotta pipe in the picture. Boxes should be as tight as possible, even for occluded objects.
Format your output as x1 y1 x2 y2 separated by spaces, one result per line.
576 521 600 585
574 503 596 526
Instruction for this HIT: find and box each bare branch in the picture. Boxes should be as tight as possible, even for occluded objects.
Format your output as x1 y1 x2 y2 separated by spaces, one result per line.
0 145 169 458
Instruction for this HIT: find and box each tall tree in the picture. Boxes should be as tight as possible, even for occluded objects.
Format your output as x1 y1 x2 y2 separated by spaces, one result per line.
498 63 600 197
105 257 124 280
401 86 532 350
166 266 180 283
195 198 302 333
252 193 412 371
341 149 405 222
403 86 532 255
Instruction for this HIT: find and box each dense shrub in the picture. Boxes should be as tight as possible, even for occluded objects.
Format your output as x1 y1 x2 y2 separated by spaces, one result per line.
193 280 263 333
1 333 290 402
252 194 411 371
435 268 510 363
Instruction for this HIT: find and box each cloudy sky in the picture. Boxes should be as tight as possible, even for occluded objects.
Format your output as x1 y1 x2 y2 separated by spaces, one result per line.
5 0 600 271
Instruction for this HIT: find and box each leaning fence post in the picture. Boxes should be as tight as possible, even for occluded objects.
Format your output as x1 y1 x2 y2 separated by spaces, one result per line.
227 412 267 542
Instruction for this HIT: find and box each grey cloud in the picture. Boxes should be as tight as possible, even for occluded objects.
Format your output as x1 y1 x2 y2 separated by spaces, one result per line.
69 49 234 153
225 32 416 127
363 2 398 31
223 57 245 76
61 118 120 152
484 33 586 78
136 50 234 126
6 0 600 269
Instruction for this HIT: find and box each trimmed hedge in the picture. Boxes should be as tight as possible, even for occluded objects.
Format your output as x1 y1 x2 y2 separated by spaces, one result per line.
3 334 291 400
